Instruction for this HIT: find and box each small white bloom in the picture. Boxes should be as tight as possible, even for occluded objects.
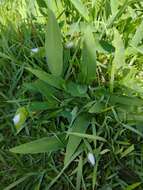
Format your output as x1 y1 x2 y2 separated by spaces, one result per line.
31 48 39 53
65 42 74 49
87 152 95 166
13 113 20 125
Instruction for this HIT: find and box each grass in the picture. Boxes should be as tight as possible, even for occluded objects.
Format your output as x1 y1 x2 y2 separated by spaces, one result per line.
1 0 143 189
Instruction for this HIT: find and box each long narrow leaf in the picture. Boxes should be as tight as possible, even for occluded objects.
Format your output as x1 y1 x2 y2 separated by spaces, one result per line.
80 27 97 84
46 8 63 76
10 134 66 154
130 20 143 47
64 114 89 165
69 0 89 21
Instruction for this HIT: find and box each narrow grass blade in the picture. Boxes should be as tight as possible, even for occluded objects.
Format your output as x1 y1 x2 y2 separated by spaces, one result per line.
124 182 141 190
47 149 82 189
130 20 143 47
76 156 83 190
10 134 66 154
69 0 89 21
45 8 63 76
121 145 134 158
122 123 143 138
3 174 34 190
67 132 106 142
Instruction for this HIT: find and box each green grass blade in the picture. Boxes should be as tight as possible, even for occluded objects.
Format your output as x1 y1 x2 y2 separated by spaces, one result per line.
10 134 66 154
121 145 134 158
45 7 63 76
122 123 143 138
110 28 125 92
76 156 83 190
124 182 141 190
64 114 89 165
3 174 34 190
67 132 106 142
130 20 143 47
69 0 89 21
113 28 125 69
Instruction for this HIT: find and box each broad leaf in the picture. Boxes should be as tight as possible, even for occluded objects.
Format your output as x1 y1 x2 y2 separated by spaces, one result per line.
80 27 97 84
45 8 63 76
64 114 89 165
10 134 66 154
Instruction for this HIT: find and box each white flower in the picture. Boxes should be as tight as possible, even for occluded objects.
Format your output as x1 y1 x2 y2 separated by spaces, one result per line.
65 42 74 49
87 152 95 166
13 113 20 125
31 48 39 53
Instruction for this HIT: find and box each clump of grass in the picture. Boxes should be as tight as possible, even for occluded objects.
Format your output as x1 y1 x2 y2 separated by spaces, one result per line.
1 0 143 189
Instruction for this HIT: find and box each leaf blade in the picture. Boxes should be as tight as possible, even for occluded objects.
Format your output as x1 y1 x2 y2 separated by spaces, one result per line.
80 27 97 84
69 0 89 21
45 8 63 76
64 114 89 165
10 134 66 154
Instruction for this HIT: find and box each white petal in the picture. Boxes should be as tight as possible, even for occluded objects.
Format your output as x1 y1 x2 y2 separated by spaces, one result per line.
31 48 39 53
87 152 95 166
65 42 74 49
13 114 20 125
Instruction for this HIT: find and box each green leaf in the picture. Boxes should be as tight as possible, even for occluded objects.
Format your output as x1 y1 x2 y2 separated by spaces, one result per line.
45 8 63 76
122 123 143 138
67 132 107 142
80 26 97 84
124 182 141 190
66 82 87 97
36 0 47 8
109 95 143 106
27 101 51 112
107 0 129 28
113 28 125 69
69 0 89 21
121 145 134 158
110 28 125 92
64 114 89 165
24 80 58 105
130 20 143 47
10 134 66 154
26 68 65 90
88 102 105 113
